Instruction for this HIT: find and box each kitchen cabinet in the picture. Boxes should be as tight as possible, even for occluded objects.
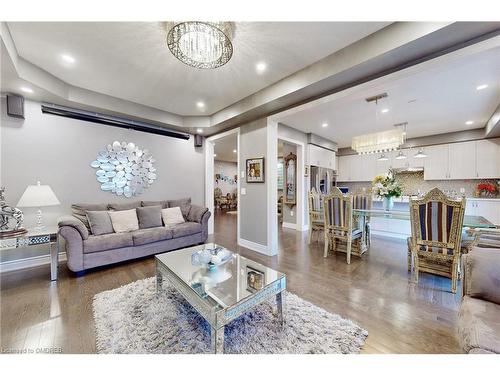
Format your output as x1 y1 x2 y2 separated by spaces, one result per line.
465 199 500 226
423 144 449 180
337 155 353 182
476 139 500 178
448 142 476 179
337 154 377 182
308 144 336 170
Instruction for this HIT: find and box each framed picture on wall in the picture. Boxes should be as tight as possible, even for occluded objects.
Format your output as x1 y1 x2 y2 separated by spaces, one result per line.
246 158 265 183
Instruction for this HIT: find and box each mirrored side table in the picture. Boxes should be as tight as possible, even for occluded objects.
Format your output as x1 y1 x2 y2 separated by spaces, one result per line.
0 227 60 281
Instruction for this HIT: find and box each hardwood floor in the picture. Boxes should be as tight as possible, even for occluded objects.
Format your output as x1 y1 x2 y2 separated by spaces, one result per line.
0 211 462 354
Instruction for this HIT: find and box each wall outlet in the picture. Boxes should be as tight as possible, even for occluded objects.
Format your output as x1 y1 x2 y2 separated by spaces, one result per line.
241 188 246 195
290 210 294 217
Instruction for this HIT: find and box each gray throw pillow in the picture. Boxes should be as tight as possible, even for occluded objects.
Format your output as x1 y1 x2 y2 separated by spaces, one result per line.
71 203 108 229
108 201 141 211
142 200 169 209
136 206 162 229
86 211 114 235
168 198 191 218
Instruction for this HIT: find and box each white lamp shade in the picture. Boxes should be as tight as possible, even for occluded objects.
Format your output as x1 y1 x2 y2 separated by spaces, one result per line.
17 182 60 207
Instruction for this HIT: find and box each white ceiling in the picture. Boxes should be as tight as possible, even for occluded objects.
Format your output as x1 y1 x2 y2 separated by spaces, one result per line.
214 133 237 163
6 22 389 116
278 44 500 147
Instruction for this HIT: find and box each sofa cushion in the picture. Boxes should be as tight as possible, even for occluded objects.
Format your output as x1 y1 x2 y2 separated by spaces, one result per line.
108 201 141 211
132 227 173 246
108 209 139 233
458 296 500 354
187 204 208 223
86 210 113 235
168 198 191 218
71 203 108 229
83 232 133 254
171 222 202 238
136 206 162 229
161 207 185 228
142 200 169 209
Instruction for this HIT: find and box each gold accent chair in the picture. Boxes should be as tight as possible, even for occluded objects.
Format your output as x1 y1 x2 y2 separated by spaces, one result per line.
323 187 364 264
308 188 324 244
407 187 466 293
352 192 373 248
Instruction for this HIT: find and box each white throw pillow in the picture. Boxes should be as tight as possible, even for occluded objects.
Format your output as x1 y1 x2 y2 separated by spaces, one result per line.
161 207 185 228
108 209 139 233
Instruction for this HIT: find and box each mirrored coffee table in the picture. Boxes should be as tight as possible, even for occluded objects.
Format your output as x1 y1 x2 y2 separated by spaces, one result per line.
155 243 286 354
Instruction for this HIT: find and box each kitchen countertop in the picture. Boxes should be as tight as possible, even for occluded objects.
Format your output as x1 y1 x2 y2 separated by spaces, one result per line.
372 196 500 203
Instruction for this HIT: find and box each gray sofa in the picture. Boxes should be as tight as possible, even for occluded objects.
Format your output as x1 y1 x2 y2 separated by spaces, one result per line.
458 247 500 354
57 198 211 274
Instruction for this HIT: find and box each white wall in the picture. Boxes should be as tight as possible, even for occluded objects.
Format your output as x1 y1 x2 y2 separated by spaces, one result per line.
214 160 237 196
1 98 205 231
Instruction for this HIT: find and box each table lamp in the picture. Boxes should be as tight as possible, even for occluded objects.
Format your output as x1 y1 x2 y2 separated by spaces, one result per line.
17 181 60 231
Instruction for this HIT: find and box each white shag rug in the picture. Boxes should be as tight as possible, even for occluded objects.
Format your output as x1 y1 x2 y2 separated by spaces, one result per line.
93 277 368 354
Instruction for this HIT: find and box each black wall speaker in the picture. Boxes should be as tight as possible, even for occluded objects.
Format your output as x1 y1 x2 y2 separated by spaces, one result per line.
6 94 25 119
194 134 203 147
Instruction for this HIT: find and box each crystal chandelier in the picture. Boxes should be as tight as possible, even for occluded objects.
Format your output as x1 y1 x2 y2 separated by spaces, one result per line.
164 22 234 69
352 127 406 155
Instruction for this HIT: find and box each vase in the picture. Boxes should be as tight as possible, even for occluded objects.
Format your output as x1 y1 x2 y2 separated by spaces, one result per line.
382 196 394 211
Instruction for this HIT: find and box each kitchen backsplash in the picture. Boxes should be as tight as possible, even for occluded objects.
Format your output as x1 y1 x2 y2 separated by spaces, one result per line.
338 171 499 197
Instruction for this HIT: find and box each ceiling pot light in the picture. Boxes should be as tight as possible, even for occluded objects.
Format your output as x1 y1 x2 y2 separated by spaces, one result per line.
394 150 407 160
164 22 234 69
196 101 205 109
476 84 488 90
233 149 237 153
465 120 474 125
61 54 75 64
20 87 33 93
414 148 427 158
196 128 204 133
256 62 267 73
213 154 217 157
377 153 389 162
322 123 328 128
381 108 389 113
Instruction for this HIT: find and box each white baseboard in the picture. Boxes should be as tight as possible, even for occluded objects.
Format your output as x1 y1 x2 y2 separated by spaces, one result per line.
0 252 67 273
282 222 297 230
237 238 269 256
371 230 409 240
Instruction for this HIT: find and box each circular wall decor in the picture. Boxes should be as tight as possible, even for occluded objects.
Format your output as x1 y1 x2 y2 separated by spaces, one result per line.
90 141 156 198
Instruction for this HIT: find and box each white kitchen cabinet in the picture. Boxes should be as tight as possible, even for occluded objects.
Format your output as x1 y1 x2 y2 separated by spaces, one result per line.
448 141 476 179
337 155 352 182
424 144 449 180
465 199 500 226
308 144 336 170
476 139 500 178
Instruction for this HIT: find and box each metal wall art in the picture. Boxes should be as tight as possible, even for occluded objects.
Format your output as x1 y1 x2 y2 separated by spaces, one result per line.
90 141 156 198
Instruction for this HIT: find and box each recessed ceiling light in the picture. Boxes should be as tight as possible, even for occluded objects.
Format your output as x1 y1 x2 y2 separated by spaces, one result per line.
381 108 389 113
20 87 33 93
196 101 205 109
256 62 267 73
465 120 474 125
233 149 237 153
322 123 328 128
196 128 203 133
476 84 488 91
213 154 217 157
61 54 75 64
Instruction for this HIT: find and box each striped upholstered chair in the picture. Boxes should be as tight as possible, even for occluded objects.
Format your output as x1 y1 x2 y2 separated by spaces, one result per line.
352 192 373 248
323 187 364 264
408 188 466 293
308 188 324 244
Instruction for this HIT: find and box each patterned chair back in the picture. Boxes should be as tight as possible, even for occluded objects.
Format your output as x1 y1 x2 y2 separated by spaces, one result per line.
409 188 465 256
308 188 324 222
214 187 222 198
352 193 372 210
324 187 353 232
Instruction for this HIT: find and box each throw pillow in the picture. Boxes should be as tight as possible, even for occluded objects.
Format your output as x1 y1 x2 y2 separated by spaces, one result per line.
168 198 191 218
108 209 139 233
86 210 114 235
108 201 141 211
136 206 162 229
187 205 208 223
161 207 185 228
71 203 108 230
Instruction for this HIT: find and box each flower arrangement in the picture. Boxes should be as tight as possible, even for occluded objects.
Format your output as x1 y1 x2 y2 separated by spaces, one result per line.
476 182 498 197
372 169 402 198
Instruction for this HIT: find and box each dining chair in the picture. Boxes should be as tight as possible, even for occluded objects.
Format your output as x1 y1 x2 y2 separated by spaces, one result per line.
308 188 324 244
352 192 373 248
323 187 364 264
408 187 466 293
